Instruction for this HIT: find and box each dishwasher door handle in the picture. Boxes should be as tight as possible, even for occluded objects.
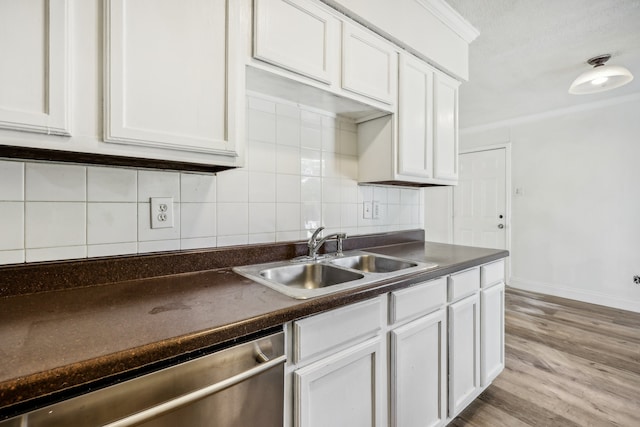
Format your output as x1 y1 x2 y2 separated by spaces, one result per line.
101 354 286 427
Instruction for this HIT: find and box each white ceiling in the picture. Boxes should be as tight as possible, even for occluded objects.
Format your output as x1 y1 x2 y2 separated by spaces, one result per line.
445 0 640 129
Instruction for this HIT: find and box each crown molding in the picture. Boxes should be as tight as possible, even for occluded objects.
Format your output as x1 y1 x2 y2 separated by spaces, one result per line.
416 0 479 43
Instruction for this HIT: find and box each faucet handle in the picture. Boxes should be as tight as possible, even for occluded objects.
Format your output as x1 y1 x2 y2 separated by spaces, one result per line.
336 233 347 255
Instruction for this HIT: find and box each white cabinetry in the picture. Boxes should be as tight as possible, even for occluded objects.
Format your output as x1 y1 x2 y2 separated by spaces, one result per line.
447 268 481 417
291 297 386 427
253 0 339 84
0 0 70 136
104 0 241 161
389 278 447 427
480 260 506 386
342 22 397 105
357 53 460 186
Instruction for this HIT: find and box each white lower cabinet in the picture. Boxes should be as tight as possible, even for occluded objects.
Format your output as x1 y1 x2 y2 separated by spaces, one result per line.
447 292 480 417
480 281 505 386
390 308 447 427
294 337 385 427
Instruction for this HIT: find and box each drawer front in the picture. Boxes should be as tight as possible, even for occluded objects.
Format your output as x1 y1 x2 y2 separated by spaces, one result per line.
389 277 447 325
481 259 505 288
448 267 480 302
294 297 384 363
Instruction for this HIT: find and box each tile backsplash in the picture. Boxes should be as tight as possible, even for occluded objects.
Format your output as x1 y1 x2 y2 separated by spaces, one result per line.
0 94 423 265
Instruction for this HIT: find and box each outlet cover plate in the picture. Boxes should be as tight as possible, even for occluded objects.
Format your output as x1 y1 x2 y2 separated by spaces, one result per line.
151 197 174 229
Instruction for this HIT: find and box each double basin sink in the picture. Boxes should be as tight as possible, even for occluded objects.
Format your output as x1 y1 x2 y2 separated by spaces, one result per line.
234 251 437 299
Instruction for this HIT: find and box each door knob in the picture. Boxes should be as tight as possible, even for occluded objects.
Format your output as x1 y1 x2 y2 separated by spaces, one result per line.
498 224 504 229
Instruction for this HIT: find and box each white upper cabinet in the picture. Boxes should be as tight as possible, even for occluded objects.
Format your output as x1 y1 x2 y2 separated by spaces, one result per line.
0 0 70 136
253 0 340 84
104 0 240 161
434 72 460 182
341 22 397 105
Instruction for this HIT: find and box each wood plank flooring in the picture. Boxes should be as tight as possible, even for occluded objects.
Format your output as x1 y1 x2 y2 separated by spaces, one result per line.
450 287 640 427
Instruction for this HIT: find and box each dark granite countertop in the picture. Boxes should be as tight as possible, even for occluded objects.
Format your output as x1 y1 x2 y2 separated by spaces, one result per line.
0 237 507 419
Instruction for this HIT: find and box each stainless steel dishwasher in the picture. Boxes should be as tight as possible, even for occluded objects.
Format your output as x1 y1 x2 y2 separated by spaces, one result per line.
1 331 285 427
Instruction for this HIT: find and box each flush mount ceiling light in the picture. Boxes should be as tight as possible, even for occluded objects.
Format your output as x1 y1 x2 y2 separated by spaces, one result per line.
569 54 634 95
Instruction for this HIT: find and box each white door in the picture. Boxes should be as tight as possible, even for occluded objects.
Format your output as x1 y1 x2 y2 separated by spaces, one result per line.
453 148 507 249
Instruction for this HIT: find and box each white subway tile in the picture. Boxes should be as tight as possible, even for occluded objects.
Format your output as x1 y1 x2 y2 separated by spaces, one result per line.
358 185 373 203
248 140 276 173
387 187 401 204
339 155 358 179
301 202 321 231
248 109 276 143
339 118 357 132
25 202 86 248
276 203 300 232
301 149 321 176
138 170 180 202
341 204 358 228
181 173 216 203
322 178 341 204
321 152 340 177
276 145 300 175
87 203 137 245
322 204 341 229
276 231 300 242
276 116 300 146
26 246 86 262
249 203 276 233
0 202 23 250
322 115 337 129
276 174 300 203
88 242 137 258
0 160 24 201
301 176 322 202
300 110 322 128
0 249 25 265
217 235 249 247
373 186 388 204
301 127 322 150
339 129 358 156
87 167 137 202
138 240 180 254
216 169 248 203
181 203 216 239
340 179 359 204
248 96 276 113
401 188 420 205
217 203 248 236
322 127 338 152
387 204 401 225
180 237 217 250
248 171 276 203
26 163 86 202
399 204 412 225
138 203 181 241
276 103 300 119
248 233 276 244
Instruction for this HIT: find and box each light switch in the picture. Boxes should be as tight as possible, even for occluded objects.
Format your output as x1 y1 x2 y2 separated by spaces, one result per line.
372 201 380 219
150 197 174 229
363 201 372 219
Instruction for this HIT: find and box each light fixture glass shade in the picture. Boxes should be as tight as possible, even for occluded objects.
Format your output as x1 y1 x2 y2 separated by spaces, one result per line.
569 64 634 95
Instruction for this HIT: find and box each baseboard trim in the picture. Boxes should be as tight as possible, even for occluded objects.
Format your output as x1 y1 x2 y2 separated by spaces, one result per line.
509 277 640 314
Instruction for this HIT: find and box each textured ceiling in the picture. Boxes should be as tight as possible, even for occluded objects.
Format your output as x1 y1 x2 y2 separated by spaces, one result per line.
445 0 640 128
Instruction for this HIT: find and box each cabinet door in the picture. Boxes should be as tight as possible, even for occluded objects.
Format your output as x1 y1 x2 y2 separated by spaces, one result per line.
294 337 385 427
104 0 237 158
342 23 397 104
0 0 70 135
448 292 480 417
433 72 460 182
390 309 446 427
398 53 434 179
481 282 505 386
254 0 339 84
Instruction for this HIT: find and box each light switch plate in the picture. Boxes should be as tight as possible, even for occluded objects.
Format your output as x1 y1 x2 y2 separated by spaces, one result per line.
372 201 380 219
363 201 372 219
150 197 174 229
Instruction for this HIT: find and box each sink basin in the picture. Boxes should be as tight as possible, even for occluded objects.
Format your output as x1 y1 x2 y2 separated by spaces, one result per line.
330 254 418 273
260 263 364 290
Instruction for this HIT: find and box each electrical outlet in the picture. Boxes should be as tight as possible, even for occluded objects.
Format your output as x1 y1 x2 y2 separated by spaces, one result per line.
363 201 372 219
634 275 640 285
150 197 174 229
372 201 380 219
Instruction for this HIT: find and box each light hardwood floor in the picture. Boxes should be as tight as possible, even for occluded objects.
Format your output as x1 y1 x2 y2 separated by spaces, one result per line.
450 287 640 427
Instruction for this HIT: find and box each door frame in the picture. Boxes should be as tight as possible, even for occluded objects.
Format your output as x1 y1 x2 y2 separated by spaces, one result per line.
455 143 512 282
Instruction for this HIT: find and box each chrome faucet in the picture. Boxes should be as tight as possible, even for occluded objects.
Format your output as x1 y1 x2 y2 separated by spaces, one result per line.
307 227 347 259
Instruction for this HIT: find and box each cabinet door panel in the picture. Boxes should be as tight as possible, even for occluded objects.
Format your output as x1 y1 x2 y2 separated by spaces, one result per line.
342 23 397 104
434 73 459 181
105 0 234 156
0 0 70 135
448 292 480 417
481 282 505 386
390 309 446 427
254 0 338 84
295 337 385 427
398 54 433 179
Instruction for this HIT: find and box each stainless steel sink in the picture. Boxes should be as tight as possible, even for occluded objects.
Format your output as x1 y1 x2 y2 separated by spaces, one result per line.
329 253 417 273
233 250 438 299
260 263 364 290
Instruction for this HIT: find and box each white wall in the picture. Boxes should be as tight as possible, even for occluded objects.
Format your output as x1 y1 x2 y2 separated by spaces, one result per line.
426 95 640 312
0 93 423 265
